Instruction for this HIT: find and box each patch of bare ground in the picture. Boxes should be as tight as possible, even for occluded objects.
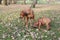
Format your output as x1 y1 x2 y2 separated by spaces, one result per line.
0 4 60 12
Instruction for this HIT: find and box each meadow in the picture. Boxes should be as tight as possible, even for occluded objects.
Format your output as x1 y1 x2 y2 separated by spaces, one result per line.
0 5 60 40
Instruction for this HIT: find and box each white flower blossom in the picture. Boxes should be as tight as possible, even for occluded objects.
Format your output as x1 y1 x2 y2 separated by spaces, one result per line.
47 31 50 34
51 32 55 35
8 34 10 37
41 35 44 38
45 36 47 38
58 38 60 40
2 34 6 38
36 33 38 36
18 19 20 23
26 39 29 40
14 27 18 30
44 30 48 32
30 32 34 38
11 36 14 39
17 33 20 36
22 30 25 33
36 29 39 31
24 35 29 38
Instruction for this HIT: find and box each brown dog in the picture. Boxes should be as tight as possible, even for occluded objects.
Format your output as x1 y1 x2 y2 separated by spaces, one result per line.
20 8 34 28
33 17 51 30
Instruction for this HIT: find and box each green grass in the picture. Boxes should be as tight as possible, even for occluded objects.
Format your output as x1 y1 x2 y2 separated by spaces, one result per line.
0 10 60 40
16 0 60 4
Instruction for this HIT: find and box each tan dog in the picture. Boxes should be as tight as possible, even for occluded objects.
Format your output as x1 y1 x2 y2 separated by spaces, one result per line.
20 8 34 28
33 17 51 30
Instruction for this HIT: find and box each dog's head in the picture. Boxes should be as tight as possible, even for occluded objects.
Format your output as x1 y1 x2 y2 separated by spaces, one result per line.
32 22 38 28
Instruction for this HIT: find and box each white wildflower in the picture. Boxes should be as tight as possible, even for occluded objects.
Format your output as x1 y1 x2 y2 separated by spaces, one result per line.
8 23 11 26
21 38 25 40
14 27 18 30
22 30 25 32
34 33 37 38
36 29 39 31
30 32 34 38
41 35 44 38
28 29 32 31
18 19 20 23
13 32 15 34
53 36 56 38
44 30 48 32
51 32 55 35
47 31 50 34
58 38 60 40
36 33 38 36
45 36 47 38
38 37 41 39
11 36 14 39
10 24 13 27
17 33 20 36
24 35 29 38
2 34 6 38
5 24 8 26
26 39 29 40
7 34 10 37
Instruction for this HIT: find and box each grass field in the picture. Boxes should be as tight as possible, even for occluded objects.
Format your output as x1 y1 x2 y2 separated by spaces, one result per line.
0 5 60 40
